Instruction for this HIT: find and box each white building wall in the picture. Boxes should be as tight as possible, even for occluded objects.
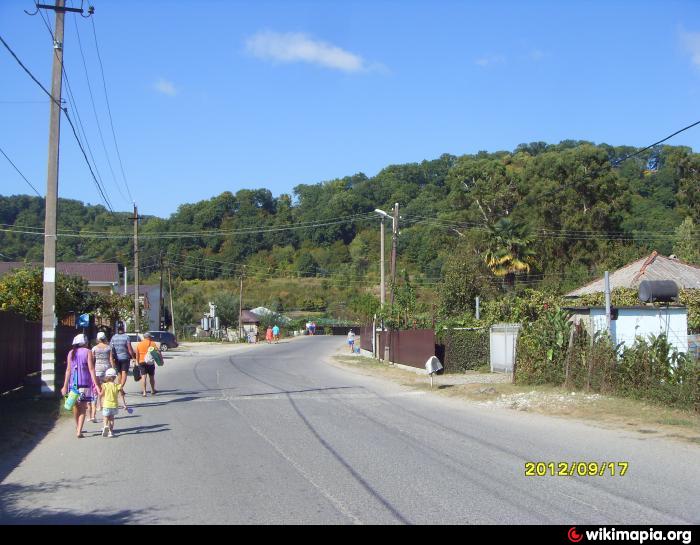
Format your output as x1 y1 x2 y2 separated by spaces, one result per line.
588 307 688 353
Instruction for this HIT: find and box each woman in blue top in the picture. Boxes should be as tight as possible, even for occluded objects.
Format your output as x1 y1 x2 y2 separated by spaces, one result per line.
61 334 99 438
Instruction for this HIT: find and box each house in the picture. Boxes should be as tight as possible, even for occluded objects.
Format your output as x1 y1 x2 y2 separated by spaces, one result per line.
564 252 695 353
0 262 121 294
126 284 160 330
565 251 700 297
240 310 260 341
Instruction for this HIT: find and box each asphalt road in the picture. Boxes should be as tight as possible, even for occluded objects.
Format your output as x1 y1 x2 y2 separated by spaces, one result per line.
1 336 698 524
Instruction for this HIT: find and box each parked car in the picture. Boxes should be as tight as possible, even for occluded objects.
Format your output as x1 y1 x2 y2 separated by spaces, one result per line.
148 330 179 351
125 333 141 355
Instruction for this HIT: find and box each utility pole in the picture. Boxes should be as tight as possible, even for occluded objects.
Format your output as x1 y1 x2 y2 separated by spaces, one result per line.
133 203 140 333
158 251 164 330
390 202 399 306
167 263 175 336
36 0 91 395
379 216 385 306
238 267 245 341
39 0 65 396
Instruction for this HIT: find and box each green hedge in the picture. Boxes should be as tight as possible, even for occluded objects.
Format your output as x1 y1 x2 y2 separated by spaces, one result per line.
443 329 489 373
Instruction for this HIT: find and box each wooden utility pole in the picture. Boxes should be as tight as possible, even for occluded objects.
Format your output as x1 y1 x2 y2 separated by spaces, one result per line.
133 203 140 333
40 0 66 396
167 263 175 335
238 267 245 341
390 202 399 305
158 251 164 330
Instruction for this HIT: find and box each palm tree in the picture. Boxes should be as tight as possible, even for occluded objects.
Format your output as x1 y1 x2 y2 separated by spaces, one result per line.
483 217 536 288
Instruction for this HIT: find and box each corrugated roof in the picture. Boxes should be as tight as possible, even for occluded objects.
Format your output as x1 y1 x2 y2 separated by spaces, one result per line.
241 310 260 323
0 262 120 283
566 252 700 296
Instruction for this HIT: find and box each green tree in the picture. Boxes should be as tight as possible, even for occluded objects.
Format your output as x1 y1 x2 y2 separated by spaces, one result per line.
672 217 700 264
483 218 536 287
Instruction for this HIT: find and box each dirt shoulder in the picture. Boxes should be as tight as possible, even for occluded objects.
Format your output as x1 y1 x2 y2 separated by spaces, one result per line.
328 353 700 446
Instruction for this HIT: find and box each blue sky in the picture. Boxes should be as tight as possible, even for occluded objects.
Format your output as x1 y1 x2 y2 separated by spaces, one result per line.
2 0 700 218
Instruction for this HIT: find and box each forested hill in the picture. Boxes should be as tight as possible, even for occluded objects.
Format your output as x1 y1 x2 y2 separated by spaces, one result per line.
2 140 700 303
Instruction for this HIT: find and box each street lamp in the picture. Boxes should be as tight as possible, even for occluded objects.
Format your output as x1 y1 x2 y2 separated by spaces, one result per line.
374 209 389 306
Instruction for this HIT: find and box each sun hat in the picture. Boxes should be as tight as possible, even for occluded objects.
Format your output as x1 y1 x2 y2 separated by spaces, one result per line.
96 331 107 341
105 368 117 378
72 333 86 346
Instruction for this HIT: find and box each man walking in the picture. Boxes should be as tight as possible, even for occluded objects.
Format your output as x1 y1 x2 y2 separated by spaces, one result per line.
135 332 162 397
109 325 134 410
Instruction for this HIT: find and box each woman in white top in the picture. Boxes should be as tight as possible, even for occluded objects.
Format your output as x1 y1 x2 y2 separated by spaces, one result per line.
91 331 113 422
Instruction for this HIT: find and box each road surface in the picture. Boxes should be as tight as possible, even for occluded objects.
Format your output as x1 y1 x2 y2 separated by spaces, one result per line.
1 336 698 524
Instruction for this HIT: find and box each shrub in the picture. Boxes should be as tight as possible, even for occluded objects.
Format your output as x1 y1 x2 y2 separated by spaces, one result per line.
514 307 572 385
442 329 489 373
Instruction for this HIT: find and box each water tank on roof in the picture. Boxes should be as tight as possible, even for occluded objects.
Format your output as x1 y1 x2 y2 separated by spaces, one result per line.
638 280 678 303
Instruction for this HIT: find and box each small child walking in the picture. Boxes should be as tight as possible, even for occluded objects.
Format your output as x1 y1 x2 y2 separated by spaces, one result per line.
98 368 121 437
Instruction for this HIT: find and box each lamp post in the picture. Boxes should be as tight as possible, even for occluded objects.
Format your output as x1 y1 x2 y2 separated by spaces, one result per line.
374 209 389 306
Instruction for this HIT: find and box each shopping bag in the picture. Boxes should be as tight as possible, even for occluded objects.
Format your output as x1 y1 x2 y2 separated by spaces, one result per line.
133 364 141 382
148 346 164 366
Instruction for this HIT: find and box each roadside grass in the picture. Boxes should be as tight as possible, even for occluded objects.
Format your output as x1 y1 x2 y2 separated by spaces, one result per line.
0 387 65 461
331 354 700 445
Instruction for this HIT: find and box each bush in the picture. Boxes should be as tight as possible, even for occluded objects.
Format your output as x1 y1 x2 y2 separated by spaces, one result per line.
442 329 489 373
615 334 700 409
514 308 572 384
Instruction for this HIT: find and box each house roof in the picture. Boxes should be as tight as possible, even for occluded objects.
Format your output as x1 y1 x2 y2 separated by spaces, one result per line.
0 262 120 284
566 252 700 297
241 310 260 323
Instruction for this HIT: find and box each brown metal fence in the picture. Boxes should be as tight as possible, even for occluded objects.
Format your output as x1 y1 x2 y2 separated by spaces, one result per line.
360 325 373 352
0 311 77 394
378 329 436 369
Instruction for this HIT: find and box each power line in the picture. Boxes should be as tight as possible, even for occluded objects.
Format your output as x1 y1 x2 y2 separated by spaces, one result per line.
72 10 129 205
35 6 115 212
0 145 43 197
611 120 700 166
0 32 115 212
90 15 133 202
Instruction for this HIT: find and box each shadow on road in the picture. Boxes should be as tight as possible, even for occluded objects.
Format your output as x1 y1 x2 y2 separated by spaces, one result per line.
0 479 157 524
114 423 170 435
0 389 62 485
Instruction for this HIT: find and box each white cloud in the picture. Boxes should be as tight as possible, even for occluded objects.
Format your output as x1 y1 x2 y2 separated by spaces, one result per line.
245 31 366 72
154 78 177 96
475 54 505 67
680 29 700 67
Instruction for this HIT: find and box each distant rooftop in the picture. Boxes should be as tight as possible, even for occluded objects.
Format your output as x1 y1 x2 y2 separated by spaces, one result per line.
566 252 700 297
0 262 119 284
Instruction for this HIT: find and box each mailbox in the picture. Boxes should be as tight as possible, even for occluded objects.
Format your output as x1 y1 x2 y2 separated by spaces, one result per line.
425 356 443 375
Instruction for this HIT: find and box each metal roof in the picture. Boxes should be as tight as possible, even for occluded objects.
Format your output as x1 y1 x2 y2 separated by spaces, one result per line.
0 262 120 284
565 252 700 297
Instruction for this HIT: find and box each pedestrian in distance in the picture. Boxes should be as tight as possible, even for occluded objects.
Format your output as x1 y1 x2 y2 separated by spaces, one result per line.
97 368 121 438
272 324 280 343
109 324 134 411
347 330 356 353
61 334 99 438
135 332 162 397
91 331 112 421
266 326 273 344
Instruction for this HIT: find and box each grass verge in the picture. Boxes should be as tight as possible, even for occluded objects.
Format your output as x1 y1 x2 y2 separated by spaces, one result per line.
331 354 700 445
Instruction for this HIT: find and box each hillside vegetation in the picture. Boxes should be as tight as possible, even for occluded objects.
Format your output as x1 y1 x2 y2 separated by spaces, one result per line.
2 140 700 321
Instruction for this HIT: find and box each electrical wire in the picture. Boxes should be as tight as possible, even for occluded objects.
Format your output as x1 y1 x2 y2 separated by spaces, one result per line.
0 32 115 212
72 11 129 205
0 145 43 198
35 6 115 212
90 14 134 202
